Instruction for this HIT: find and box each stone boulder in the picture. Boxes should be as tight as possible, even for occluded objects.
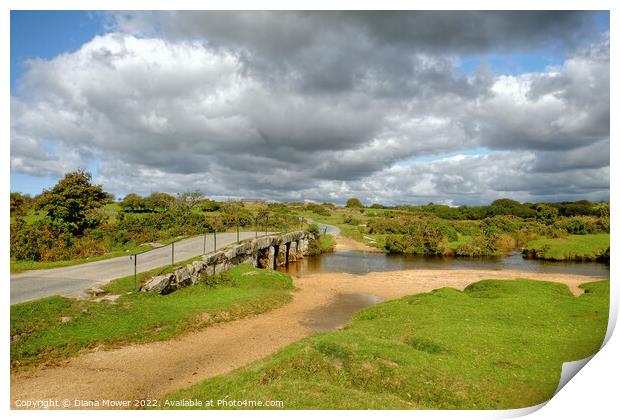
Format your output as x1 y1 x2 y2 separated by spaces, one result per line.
174 267 192 289
142 273 175 294
203 251 225 266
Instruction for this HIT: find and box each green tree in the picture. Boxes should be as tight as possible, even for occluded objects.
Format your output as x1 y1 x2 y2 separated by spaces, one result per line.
120 193 145 212
10 192 30 216
345 197 363 208
145 192 175 212
35 170 110 235
535 204 559 225
170 191 204 222
200 198 221 212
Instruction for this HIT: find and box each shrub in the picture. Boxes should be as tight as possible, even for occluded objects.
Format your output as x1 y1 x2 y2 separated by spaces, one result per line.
455 233 497 257
382 224 448 256
120 193 147 212
307 224 320 236
480 215 525 234
10 192 30 216
10 219 55 261
200 199 221 212
306 203 331 216
535 204 559 225
494 234 517 253
553 216 610 235
345 198 364 208
384 235 407 254
343 215 360 225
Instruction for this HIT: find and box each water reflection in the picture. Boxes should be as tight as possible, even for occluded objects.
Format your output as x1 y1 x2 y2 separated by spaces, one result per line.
281 250 609 278
300 293 383 332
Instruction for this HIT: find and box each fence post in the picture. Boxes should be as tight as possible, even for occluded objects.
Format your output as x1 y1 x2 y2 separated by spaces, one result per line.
133 254 137 291
172 241 175 266
213 230 217 251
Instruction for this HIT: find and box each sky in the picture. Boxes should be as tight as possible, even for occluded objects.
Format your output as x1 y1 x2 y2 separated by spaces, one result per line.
10 10 610 205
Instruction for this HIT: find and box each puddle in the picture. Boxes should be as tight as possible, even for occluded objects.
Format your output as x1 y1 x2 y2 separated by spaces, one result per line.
301 293 382 332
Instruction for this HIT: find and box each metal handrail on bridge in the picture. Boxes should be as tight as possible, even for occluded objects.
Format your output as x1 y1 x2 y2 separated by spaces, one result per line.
127 216 307 290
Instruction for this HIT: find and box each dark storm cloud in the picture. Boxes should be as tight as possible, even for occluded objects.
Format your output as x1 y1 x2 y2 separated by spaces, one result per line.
114 11 598 54
10 11 609 204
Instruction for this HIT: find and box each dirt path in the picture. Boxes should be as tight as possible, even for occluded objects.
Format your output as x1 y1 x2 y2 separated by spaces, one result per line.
11 265 601 409
334 235 381 252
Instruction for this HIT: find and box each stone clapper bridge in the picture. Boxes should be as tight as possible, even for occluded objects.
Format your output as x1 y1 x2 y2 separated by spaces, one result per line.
141 231 313 294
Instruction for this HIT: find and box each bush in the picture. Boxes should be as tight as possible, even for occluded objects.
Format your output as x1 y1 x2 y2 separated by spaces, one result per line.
553 216 610 235
306 203 331 216
307 224 320 236
536 204 559 225
10 192 31 216
455 233 497 257
384 236 406 254
200 199 221 212
494 234 517 253
345 198 364 208
10 219 57 261
343 215 360 225
480 215 525 234
382 224 449 256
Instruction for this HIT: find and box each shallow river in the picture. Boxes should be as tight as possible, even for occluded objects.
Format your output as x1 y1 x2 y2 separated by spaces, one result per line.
281 249 610 278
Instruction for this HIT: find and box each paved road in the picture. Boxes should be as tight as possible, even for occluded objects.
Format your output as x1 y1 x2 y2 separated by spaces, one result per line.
10 232 266 304
306 218 341 236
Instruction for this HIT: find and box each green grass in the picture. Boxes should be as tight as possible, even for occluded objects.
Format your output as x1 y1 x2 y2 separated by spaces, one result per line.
523 234 610 261
10 209 46 225
161 279 609 410
448 235 472 250
318 234 336 252
10 264 295 370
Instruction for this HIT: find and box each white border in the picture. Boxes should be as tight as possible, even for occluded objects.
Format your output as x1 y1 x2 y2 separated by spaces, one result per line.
2 2 616 420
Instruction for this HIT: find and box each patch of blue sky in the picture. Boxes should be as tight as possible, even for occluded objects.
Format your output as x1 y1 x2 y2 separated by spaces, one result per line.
459 11 609 77
393 147 492 168
10 173 58 195
11 10 106 93
593 10 610 32
459 51 566 77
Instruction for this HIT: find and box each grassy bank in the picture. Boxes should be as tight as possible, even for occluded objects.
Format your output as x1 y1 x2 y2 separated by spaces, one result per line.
318 234 336 252
162 279 609 410
523 234 610 261
10 265 295 370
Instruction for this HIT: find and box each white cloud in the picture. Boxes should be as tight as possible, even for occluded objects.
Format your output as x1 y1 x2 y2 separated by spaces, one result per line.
10 14 609 204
